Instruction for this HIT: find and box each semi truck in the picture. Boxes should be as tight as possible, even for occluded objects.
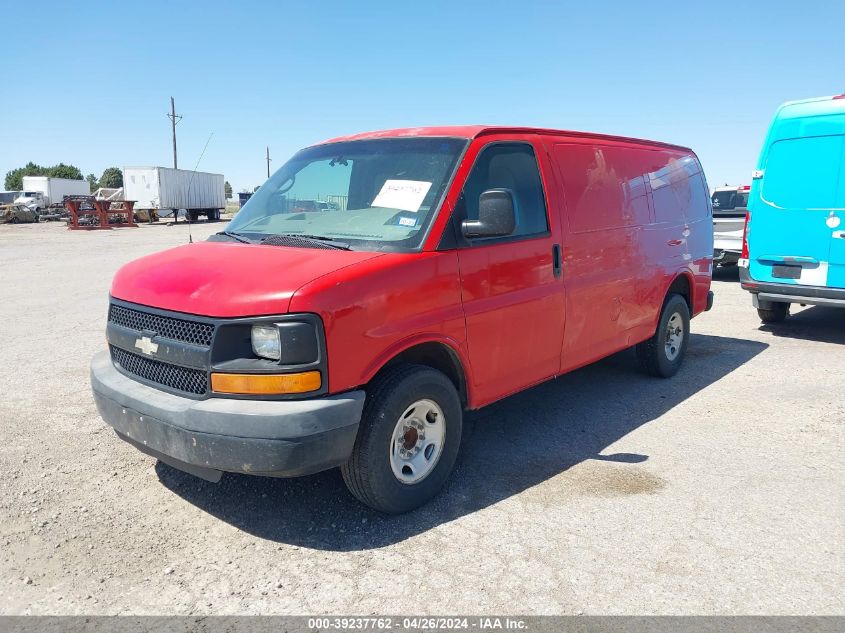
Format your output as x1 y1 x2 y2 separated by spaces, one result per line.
14 177 90 213
123 167 225 222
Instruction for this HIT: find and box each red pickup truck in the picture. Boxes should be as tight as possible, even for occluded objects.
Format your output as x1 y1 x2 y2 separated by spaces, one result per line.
91 126 714 513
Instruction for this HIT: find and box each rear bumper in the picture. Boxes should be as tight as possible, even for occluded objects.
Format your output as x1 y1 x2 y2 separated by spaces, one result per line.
713 248 740 265
739 266 845 307
90 351 365 480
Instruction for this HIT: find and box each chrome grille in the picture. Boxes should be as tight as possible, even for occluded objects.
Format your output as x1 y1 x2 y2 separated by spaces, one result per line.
108 303 214 347
110 346 207 396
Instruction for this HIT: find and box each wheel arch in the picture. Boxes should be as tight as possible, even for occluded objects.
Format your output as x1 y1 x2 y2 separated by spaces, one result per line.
363 338 470 408
665 270 694 312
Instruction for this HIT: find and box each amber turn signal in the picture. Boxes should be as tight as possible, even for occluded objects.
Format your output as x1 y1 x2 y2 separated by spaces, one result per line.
210 371 321 395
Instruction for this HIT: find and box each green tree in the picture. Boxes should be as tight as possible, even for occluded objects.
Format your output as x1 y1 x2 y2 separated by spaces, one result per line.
99 167 123 188
48 163 83 181
86 174 99 192
5 162 43 190
4 162 84 190
224 180 233 198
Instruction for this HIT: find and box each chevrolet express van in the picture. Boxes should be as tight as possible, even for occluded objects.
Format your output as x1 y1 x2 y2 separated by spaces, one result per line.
91 126 714 513
740 96 845 322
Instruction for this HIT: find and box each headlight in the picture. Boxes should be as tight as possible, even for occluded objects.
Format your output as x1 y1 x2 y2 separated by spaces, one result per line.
251 324 281 360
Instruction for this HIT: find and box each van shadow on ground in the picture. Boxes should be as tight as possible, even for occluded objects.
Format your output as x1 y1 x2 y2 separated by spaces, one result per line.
156 333 767 551
759 305 845 345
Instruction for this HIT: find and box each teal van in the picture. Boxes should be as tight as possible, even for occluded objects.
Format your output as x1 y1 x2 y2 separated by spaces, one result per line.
740 95 845 322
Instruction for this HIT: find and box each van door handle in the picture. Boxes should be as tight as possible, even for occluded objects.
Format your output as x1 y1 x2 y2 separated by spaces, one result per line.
667 239 683 246
552 244 562 278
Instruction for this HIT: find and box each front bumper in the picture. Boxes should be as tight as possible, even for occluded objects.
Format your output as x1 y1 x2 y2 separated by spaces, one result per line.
90 351 365 480
739 266 845 308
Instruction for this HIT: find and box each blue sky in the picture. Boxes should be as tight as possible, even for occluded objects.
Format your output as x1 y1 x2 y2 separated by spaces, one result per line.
2 1 842 194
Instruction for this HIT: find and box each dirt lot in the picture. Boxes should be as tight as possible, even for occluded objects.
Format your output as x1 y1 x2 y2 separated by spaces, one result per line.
0 221 842 615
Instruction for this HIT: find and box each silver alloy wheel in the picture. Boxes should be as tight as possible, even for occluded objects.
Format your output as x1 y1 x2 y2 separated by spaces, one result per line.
664 312 684 361
389 399 446 485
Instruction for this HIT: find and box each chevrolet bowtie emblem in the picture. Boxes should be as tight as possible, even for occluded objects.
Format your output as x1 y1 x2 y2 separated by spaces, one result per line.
134 336 159 356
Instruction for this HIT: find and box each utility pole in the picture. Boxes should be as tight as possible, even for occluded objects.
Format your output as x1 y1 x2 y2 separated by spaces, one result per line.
266 146 271 178
167 97 182 169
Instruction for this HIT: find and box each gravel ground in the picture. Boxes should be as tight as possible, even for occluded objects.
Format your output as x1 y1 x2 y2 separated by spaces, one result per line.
0 221 842 615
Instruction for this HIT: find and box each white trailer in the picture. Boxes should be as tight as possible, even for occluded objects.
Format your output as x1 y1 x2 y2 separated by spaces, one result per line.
15 177 90 211
123 167 225 221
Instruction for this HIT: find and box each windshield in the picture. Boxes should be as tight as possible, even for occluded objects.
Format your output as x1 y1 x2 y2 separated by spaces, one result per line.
712 190 737 210
227 137 468 251
711 189 748 217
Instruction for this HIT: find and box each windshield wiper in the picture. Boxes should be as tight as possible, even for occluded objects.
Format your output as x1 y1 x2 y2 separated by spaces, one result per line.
215 230 252 244
264 233 352 250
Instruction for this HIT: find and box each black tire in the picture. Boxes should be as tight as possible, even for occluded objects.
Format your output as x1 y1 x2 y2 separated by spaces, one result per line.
9 217 18 224
187 210 199 222
341 364 462 514
757 302 789 323
636 293 691 378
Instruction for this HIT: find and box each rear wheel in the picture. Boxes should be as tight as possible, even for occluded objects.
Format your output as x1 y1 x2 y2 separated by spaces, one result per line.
637 293 690 378
341 364 462 514
757 302 789 323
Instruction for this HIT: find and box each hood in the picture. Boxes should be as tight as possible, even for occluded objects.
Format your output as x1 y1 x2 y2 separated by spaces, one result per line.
111 241 384 317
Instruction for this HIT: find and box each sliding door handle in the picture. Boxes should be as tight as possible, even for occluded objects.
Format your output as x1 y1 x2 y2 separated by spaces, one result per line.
552 244 562 278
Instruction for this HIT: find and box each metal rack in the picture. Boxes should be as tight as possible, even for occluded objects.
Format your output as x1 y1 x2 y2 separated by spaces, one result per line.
64 196 138 230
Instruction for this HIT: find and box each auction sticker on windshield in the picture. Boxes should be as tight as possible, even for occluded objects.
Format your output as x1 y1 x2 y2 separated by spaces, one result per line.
372 179 432 212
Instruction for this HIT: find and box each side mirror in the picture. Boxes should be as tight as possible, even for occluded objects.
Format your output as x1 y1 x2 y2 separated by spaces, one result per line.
461 189 516 238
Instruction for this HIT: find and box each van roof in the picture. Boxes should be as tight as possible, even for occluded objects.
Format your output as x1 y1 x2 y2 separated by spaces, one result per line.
319 126 692 153
775 94 845 120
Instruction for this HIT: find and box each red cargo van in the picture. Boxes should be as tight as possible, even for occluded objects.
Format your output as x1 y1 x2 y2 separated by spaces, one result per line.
91 126 713 513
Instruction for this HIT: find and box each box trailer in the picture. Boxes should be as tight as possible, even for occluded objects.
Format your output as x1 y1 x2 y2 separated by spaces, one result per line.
15 177 90 211
123 167 225 221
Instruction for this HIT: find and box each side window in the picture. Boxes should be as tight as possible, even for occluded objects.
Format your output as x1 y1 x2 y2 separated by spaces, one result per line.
462 143 549 238
648 154 709 223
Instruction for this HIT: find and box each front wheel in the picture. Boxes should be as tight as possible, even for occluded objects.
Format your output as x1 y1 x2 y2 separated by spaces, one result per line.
758 302 789 323
341 364 462 514
636 293 691 378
